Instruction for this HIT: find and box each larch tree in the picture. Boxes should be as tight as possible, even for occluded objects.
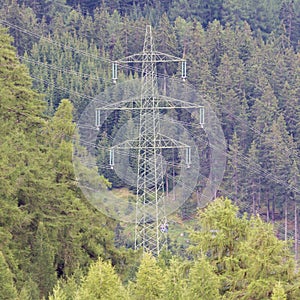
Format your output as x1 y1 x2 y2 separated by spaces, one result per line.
189 197 300 299
78 258 128 300
129 253 166 300
0 251 18 300
271 282 287 300
185 257 220 300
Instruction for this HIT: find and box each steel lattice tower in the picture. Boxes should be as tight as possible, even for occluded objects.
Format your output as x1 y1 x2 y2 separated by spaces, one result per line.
96 25 204 256
135 25 168 255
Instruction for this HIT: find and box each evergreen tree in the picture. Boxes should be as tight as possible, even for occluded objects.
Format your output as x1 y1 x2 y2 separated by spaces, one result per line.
186 257 220 300
78 258 128 300
31 222 57 299
279 0 300 48
216 53 245 140
0 0 40 54
189 197 298 298
162 257 189 300
271 281 287 300
222 131 244 202
49 283 67 300
245 141 262 215
280 80 300 146
0 251 18 300
130 253 165 300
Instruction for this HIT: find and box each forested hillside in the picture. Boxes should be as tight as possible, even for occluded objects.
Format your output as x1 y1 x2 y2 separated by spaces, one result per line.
0 0 299 299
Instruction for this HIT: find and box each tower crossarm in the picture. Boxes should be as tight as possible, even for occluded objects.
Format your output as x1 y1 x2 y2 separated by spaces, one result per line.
96 97 203 111
115 51 185 64
111 133 190 150
95 96 204 129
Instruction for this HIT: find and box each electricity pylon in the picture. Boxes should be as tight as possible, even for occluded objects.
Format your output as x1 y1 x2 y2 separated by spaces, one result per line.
96 25 204 256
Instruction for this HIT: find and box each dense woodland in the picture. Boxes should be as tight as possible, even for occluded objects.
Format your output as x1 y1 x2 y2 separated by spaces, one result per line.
0 0 300 299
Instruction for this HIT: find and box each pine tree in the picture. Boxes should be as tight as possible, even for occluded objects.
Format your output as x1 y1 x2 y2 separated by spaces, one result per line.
279 0 300 48
0 25 47 293
174 16 193 57
238 218 294 299
280 80 300 146
156 13 179 94
0 26 122 297
265 116 292 220
189 198 248 266
0 1 40 54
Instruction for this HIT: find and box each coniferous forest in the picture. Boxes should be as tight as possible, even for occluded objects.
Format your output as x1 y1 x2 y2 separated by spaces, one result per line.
0 0 300 299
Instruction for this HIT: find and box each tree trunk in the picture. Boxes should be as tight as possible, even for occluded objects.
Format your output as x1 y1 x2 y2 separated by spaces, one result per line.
295 203 298 264
166 173 169 199
163 65 167 96
285 198 288 243
252 180 256 215
267 197 270 222
258 177 261 215
272 197 275 223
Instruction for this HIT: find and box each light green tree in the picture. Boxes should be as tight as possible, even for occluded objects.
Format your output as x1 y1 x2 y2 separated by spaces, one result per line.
271 282 287 300
0 251 18 300
185 257 220 300
78 258 128 300
189 197 299 298
49 283 67 300
162 257 189 300
130 253 165 300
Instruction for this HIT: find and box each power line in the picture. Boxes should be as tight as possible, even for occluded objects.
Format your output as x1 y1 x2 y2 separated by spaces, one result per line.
2 17 298 213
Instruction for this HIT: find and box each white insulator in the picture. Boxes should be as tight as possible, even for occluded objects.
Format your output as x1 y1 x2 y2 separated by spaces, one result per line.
199 106 204 127
112 63 118 83
181 60 187 81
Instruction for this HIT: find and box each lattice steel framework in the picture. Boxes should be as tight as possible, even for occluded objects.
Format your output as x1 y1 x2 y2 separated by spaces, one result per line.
96 25 204 256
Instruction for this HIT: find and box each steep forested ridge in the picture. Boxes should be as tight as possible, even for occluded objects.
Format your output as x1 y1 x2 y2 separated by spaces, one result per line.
0 0 299 299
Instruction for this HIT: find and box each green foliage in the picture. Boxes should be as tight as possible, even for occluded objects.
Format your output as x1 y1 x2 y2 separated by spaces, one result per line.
3 1 298 223
161 257 189 300
52 198 300 299
129 253 166 300
271 282 287 300
0 25 123 299
78 258 128 300
185 257 220 300
0 1 300 298
31 222 57 298
189 197 299 299
49 283 67 300
0 251 18 300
